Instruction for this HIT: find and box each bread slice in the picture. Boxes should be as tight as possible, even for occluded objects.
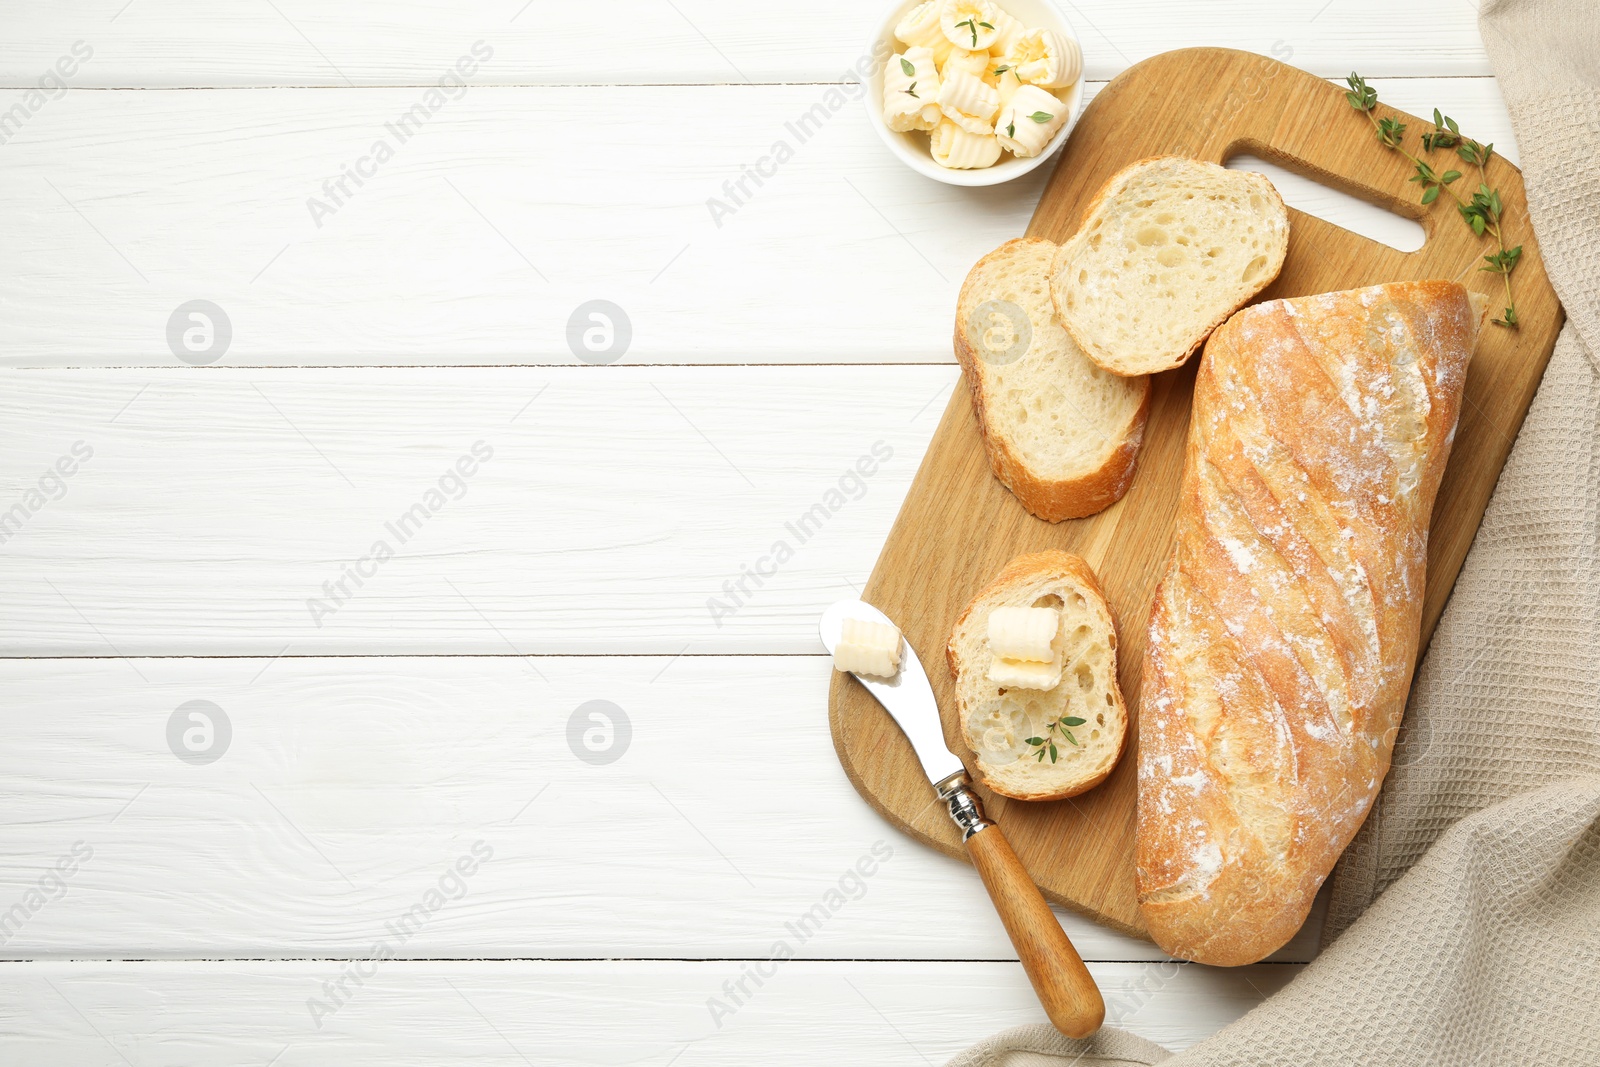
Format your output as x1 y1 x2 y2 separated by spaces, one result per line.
947 551 1129 801
1049 157 1289 376
955 238 1151 522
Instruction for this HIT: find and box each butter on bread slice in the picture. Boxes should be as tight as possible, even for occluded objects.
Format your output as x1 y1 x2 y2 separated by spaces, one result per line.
948 551 1128 801
987 606 1063 690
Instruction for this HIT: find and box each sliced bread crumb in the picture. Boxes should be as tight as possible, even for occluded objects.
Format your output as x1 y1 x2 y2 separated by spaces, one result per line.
1049 157 1289 376
948 550 1129 800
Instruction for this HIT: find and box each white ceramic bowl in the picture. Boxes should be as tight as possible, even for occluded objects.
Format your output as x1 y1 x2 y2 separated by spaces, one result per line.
863 0 1085 187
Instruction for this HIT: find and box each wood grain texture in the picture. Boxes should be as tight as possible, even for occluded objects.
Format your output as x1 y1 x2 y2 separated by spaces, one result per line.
0 0 1494 87
831 49 1562 936
0 960 1299 1061
0 81 1514 367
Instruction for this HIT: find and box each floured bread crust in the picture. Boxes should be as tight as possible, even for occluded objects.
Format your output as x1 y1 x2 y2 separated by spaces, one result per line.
1136 280 1483 966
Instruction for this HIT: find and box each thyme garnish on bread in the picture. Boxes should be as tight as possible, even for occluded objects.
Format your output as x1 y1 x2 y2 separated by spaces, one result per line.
1025 715 1087 763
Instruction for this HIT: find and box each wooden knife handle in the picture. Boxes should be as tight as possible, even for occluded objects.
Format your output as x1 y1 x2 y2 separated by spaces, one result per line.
965 824 1104 1037
938 774 1103 1039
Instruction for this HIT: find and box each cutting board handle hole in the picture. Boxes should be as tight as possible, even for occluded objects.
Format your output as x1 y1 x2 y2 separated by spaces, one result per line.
1224 149 1427 254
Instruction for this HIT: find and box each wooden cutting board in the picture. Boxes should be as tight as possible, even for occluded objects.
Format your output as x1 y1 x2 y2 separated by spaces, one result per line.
829 47 1563 938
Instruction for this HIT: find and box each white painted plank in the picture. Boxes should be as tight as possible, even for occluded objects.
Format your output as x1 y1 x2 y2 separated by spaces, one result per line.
0 366 951 655
0 80 1515 367
0 655 1324 963
0 960 1303 1061
0 0 1492 87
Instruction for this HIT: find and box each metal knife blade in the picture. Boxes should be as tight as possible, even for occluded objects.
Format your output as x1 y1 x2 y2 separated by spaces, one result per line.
820 600 1106 1038
819 599 964 787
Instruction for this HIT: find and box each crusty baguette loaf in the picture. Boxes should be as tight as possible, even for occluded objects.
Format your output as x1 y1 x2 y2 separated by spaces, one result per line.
1135 280 1485 966
955 238 1152 521
948 551 1129 801
1049 157 1289 376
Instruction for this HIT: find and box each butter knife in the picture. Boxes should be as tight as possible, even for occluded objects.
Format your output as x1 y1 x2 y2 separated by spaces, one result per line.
821 598 1105 1038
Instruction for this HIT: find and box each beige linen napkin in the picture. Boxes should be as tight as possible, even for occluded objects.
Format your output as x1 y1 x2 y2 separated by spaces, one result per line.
948 1 1600 1063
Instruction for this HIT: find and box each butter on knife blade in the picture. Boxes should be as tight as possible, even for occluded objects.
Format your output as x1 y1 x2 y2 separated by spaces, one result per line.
832 617 903 679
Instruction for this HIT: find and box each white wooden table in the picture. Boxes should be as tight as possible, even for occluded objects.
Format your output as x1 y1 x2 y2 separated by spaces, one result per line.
0 3 1515 1062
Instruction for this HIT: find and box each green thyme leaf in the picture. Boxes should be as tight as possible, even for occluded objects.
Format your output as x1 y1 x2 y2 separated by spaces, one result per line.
1358 76 1523 330
900 56 915 77
1480 246 1524 274
1422 109 1462 151
1344 73 1377 112
1377 115 1406 147
1028 111 1053 123
1026 712 1089 761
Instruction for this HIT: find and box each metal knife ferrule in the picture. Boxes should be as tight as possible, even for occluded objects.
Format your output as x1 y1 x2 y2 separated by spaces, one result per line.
936 771 994 840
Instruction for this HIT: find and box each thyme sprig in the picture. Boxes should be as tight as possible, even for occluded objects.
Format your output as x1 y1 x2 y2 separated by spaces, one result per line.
1346 73 1522 328
1451 131 1521 327
1345 76 1462 207
1420 108 1460 151
1025 715 1086 763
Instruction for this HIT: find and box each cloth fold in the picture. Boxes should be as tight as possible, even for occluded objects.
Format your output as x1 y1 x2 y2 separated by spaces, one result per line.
949 0 1600 1062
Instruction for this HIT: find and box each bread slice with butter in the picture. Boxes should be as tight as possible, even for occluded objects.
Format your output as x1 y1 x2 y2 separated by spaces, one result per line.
1049 156 1289 376
955 237 1151 522
947 551 1128 801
